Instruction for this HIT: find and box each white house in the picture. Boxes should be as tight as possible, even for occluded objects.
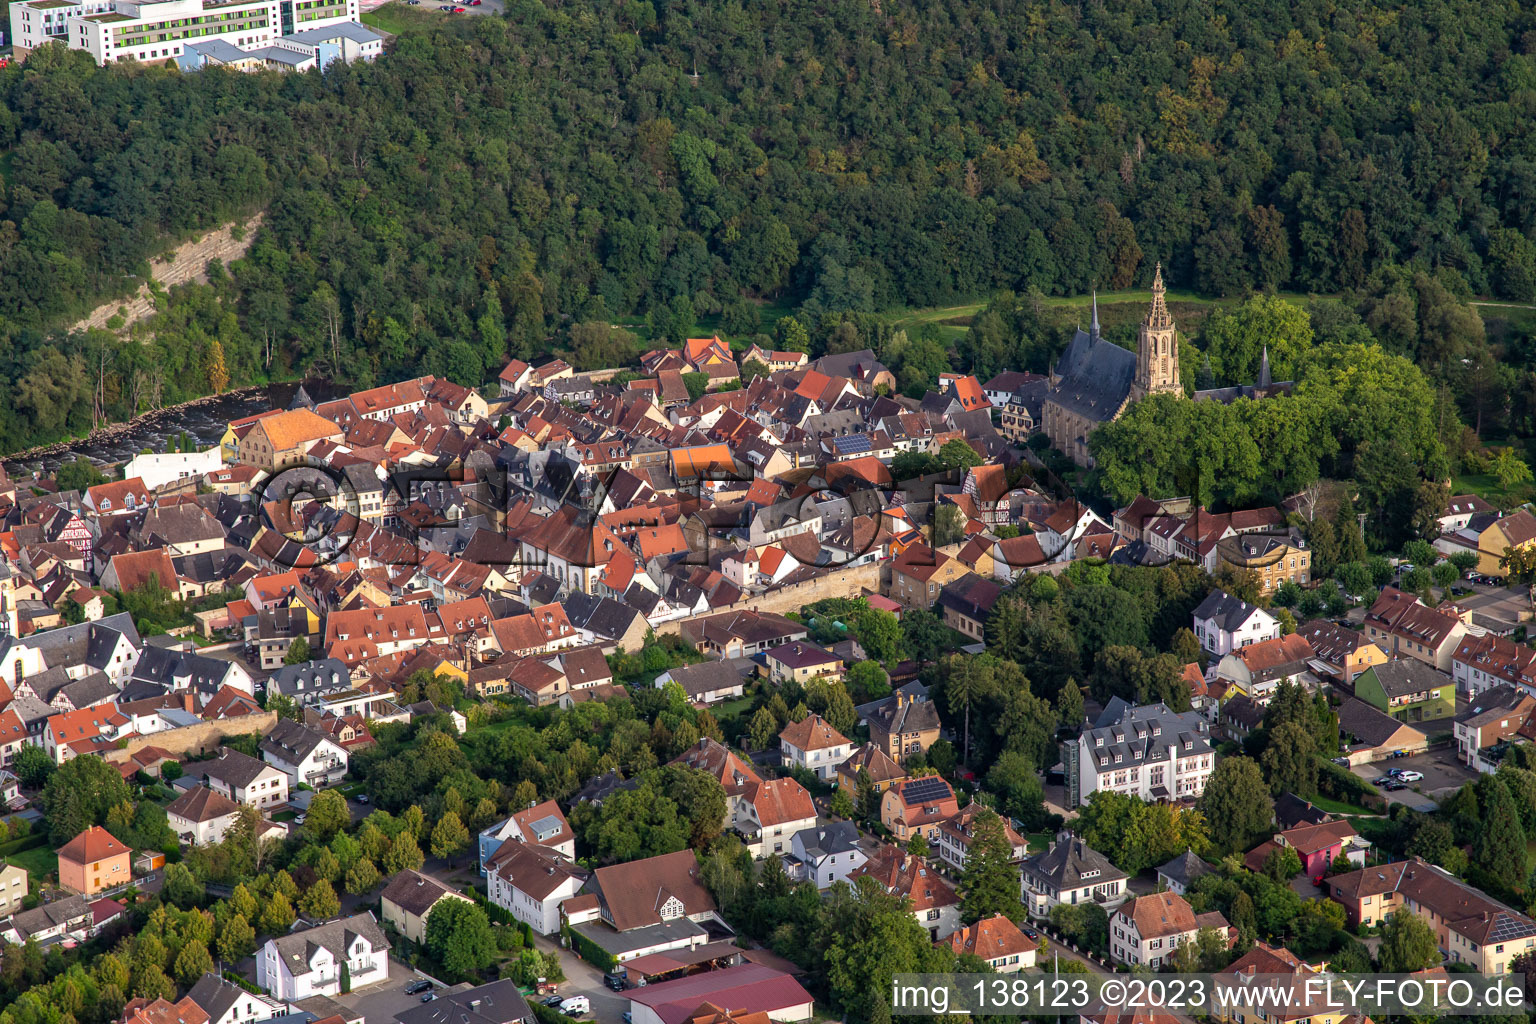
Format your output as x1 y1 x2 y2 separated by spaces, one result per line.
777 714 852 781
1067 700 1214 807
198 748 290 809
1191 590 1279 656
256 912 388 1001
476 799 575 875
739 778 818 858
186 973 286 1024
486 840 587 936
1109 892 1229 969
1019 833 1129 919
166 785 243 846
122 447 225 493
784 822 868 889
258 718 348 788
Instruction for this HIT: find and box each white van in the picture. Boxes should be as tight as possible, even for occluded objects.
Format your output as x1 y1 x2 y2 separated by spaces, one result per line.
558 997 590 1016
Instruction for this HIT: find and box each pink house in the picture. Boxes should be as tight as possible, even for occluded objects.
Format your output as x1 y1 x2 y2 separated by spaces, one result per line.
1245 819 1367 881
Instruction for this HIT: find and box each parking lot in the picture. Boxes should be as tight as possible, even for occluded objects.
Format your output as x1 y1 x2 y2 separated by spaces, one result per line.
392 0 504 16
335 958 446 1022
529 932 630 1023
1350 749 1476 811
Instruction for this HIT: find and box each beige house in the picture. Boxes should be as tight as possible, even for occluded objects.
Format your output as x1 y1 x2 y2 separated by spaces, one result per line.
166 785 243 847
236 409 343 471
380 869 472 944
0 862 26 918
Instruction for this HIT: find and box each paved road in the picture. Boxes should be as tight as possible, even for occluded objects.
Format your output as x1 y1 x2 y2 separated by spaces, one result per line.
335 956 446 1022
531 932 629 1023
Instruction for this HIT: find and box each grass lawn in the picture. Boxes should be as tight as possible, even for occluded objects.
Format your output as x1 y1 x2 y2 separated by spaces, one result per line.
706 695 755 723
1025 831 1053 854
1308 794 1375 816
1451 471 1536 509
361 3 434 35
8 845 57 886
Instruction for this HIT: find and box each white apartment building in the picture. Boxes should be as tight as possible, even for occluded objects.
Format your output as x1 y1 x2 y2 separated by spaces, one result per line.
9 0 358 65
1066 699 1214 807
1191 589 1279 656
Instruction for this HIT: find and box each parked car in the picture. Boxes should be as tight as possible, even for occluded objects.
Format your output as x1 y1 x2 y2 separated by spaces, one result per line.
1331 757 1350 766
542 996 566 1008
1373 776 1394 785
1397 770 1424 782
559 997 590 1017
603 973 627 991
405 980 433 995
1383 781 1406 791
421 993 437 1003
356 793 369 804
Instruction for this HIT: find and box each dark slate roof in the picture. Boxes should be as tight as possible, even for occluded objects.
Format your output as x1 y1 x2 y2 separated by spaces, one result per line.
1047 327 1137 423
1364 660 1452 698
1156 849 1215 889
270 658 351 700
199 747 276 790
269 912 386 973
131 644 237 694
381 869 462 918
1273 792 1332 830
395 980 532 1024
1337 697 1420 748
187 973 252 1023
1192 589 1267 632
792 821 861 860
260 718 334 765
3 613 140 671
1021 833 1128 889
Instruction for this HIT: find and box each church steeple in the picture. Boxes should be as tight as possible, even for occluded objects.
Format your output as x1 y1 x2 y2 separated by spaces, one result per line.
1258 345 1272 388
1130 261 1181 401
1090 290 1101 341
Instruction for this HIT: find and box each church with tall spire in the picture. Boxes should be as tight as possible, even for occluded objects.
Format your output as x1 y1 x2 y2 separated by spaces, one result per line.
1040 263 1294 466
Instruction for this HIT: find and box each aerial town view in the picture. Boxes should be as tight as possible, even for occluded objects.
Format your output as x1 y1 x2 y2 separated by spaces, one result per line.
0 3 1532 1024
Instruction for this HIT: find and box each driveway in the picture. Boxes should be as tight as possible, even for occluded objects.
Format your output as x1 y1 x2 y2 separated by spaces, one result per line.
335 957 445 1021
530 932 629 1022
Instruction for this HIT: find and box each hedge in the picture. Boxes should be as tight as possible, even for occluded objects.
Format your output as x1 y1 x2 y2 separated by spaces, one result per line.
531 1004 580 1024
563 925 617 972
1315 759 1388 813
0 834 48 858
221 971 264 994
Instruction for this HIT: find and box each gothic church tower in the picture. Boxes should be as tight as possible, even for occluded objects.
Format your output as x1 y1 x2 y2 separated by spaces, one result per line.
1130 263 1181 402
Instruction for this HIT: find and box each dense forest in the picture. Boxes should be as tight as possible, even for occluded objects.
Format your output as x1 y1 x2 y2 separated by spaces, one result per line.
4 0 1536 453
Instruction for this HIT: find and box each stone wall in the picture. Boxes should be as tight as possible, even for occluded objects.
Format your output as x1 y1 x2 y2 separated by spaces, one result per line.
105 711 278 764
74 212 266 334
654 561 884 637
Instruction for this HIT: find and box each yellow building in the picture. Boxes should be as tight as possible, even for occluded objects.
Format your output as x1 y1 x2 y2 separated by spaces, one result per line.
1476 509 1536 575
235 408 344 471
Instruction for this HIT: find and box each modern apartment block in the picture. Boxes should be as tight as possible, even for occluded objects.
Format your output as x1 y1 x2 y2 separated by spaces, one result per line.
9 0 362 65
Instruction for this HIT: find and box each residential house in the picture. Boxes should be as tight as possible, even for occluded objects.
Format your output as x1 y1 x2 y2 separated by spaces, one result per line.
566 849 721 963
1244 820 1368 881
937 573 1003 643
477 799 575 875
1362 588 1467 672
1451 631 1536 698
1191 591 1279 656
865 691 942 761
1019 832 1129 919
197 747 289 810
764 642 844 685
1352 661 1455 723
934 802 1027 872
255 912 389 1001
679 610 808 659
654 660 750 705
0 894 90 945
380 869 474 944
834 742 907 800
259 718 348 788
1214 531 1310 593
784 822 868 889
1109 891 1230 969
1326 858 1536 972
881 776 960 844
1214 633 1314 704
166 785 243 846
1066 700 1214 807
1219 694 1267 744
670 738 764 832
0 862 25 919
1296 620 1387 686
185 973 286 1024
942 914 1037 972
486 840 586 936
1453 685 1536 772
851 846 961 940
739 777 818 858
396 980 534 1024
888 544 969 610
778 714 853 781
1475 509 1536 576
1155 850 1214 897
57 826 131 896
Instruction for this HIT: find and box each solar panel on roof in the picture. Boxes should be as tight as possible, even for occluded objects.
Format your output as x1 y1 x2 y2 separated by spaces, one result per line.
902 777 951 803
